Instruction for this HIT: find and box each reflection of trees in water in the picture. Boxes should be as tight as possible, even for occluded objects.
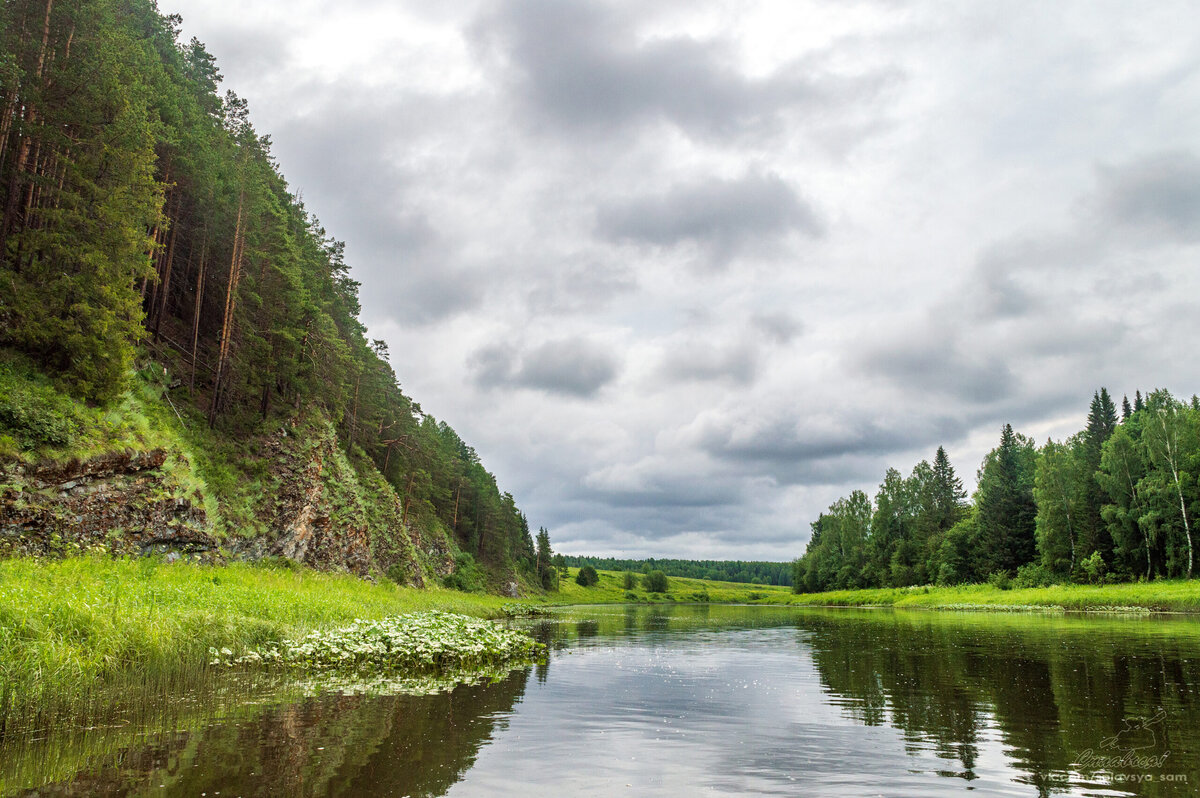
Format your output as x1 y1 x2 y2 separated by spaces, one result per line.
30 669 533 797
804 612 1200 797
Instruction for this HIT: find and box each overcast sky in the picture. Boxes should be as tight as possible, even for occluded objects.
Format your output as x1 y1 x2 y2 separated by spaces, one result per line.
168 0 1200 560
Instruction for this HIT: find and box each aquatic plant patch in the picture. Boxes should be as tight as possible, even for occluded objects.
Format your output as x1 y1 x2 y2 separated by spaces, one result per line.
211 611 545 673
500 603 553 617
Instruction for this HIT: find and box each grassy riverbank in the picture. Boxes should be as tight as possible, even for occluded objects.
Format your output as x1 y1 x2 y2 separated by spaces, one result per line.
0 556 512 728
548 567 794 605
550 567 1200 612
787 581 1200 612
6 556 1198 731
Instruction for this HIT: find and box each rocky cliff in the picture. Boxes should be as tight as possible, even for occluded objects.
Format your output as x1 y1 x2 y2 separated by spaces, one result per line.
0 449 217 561
0 412 455 584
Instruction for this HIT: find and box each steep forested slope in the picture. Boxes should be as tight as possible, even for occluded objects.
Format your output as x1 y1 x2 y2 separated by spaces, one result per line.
0 0 536 589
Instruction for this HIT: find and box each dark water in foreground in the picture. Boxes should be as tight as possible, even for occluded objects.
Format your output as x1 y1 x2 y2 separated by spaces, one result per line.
4 605 1200 797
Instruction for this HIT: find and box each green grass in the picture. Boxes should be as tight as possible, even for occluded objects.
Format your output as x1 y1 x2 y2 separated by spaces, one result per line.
786 581 1200 612
0 555 512 732
548 567 794 605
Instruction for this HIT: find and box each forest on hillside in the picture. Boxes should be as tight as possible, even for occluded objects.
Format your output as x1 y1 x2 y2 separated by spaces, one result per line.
794 389 1200 592
561 556 793 587
0 0 537 577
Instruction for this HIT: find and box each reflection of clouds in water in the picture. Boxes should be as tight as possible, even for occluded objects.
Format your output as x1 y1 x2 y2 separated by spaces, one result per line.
28 607 1199 796
450 625 971 796
454 608 1200 796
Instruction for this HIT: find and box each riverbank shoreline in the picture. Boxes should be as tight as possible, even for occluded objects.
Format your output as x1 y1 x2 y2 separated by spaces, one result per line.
784 581 1200 613
545 566 1200 614
0 555 522 730
5 556 1198 733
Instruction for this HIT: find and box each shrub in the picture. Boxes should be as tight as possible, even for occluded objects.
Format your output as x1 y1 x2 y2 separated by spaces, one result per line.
386 563 411 585
1012 562 1058 589
988 570 1012 591
443 552 486 592
1079 551 1108 585
622 571 636 590
0 360 86 450
643 570 668 593
575 565 599 587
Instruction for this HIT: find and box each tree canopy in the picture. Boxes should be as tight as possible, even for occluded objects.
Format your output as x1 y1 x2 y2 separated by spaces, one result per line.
794 389 1200 592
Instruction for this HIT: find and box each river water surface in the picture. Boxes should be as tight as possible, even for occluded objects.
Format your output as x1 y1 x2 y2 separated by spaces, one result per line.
3 604 1199 797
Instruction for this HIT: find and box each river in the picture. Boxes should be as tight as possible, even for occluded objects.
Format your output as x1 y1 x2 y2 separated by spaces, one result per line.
3 604 1198 796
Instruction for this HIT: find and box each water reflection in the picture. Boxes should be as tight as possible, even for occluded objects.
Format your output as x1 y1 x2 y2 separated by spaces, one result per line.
3 605 1199 797
803 609 1200 797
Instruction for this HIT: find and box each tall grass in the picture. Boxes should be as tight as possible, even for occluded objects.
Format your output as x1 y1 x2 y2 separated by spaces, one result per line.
0 556 510 734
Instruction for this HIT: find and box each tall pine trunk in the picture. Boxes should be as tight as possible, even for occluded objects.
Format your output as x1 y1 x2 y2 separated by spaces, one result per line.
209 190 244 427
1 0 53 247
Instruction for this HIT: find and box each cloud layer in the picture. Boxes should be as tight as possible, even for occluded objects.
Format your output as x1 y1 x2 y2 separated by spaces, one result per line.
169 0 1200 559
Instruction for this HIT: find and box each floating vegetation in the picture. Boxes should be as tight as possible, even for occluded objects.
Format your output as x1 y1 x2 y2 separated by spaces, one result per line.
939 604 1067 613
210 611 545 673
1071 605 1153 615
499 603 554 618
936 603 1153 615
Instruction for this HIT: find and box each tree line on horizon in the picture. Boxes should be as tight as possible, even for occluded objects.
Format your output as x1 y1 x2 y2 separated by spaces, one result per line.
0 0 537 578
794 389 1200 592
560 556 793 587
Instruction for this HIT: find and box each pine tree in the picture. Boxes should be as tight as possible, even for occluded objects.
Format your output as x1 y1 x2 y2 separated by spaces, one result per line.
535 527 557 591
1086 389 1118 445
1079 389 1119 561
1134 390 1145 413
931 446 967 531
1122 395 1133 421
973 424 1038 576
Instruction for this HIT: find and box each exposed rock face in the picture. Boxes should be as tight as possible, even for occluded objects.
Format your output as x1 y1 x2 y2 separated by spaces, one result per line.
0 449 218 560
229 430 373 577
0 414 454 584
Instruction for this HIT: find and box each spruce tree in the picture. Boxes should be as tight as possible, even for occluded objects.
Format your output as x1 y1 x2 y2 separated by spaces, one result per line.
974 424 1038 576
535 527 557 590
931 446 967 531
1122 395 1133 421
1079 389 1118 561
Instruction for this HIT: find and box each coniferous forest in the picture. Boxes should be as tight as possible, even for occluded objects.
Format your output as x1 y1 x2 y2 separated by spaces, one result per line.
0 0 535 578
794 389 1200 592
